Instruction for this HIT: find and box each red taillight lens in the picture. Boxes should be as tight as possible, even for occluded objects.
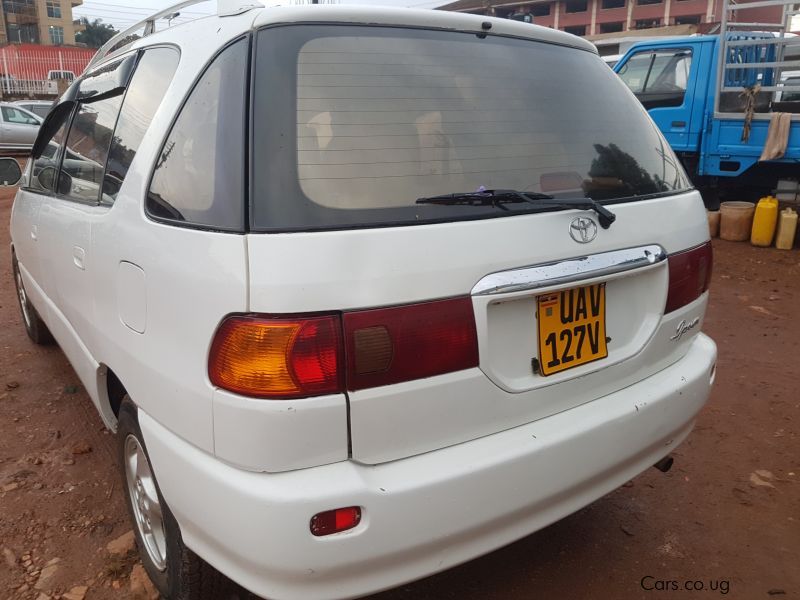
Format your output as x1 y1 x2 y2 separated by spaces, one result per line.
343 297 479 390
665 241 713 313
208 315 343 398
310 507 362 536
209 298 479 398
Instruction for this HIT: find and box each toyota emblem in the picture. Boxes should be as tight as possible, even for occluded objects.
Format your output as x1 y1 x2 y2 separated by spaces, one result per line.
569 217 598 244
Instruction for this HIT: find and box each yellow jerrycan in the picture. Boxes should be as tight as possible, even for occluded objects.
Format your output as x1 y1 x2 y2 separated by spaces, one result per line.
750 196 779 247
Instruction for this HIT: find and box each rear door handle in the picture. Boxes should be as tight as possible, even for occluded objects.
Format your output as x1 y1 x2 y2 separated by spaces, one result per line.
73 246 85 270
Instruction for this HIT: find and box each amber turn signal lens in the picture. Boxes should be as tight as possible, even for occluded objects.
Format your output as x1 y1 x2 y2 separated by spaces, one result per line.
208 315 343 399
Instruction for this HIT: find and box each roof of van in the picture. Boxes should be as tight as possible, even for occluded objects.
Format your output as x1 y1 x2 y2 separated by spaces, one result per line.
123 4 597 58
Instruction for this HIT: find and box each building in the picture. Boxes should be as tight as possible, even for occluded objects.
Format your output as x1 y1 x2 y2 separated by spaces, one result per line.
437 0 788 42
0 0 84 46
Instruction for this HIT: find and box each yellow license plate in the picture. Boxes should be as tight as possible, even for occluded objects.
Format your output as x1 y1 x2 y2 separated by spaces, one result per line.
537 283 608 376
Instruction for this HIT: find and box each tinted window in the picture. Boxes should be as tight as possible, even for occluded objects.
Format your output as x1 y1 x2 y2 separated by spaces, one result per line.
29 114 70 194
251 26 690 232
146 39 246 230
103 47 179 204
60 94 123 204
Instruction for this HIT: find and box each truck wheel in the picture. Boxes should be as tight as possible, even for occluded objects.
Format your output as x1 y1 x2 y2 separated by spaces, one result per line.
12 252 53 345
117 397 234 599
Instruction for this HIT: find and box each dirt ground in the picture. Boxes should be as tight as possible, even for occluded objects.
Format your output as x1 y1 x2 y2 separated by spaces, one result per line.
1 183 798 600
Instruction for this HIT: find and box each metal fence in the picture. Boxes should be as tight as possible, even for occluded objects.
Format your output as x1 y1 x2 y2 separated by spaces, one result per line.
0 46 94 98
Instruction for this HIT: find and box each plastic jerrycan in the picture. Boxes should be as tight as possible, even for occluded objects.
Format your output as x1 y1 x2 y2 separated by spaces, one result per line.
775 208 798 250
751 196 779 247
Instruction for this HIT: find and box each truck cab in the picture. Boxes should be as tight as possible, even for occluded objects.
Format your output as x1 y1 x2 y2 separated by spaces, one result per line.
613 2 800 207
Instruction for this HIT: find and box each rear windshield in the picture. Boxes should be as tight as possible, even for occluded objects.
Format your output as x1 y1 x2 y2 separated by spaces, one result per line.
251 25 690 231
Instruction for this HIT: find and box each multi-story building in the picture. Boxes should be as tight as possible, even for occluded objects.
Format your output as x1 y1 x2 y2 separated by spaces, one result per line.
438 0 787 40
1 0 83 46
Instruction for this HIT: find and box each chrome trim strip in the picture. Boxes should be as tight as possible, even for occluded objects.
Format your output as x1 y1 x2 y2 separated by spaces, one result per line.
471 244 667 296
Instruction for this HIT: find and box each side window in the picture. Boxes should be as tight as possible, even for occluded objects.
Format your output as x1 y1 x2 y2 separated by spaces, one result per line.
147 38 247 231
617 51 654 93
103 47 179 204
2 106 39 125
59 94 123 204
648 50 692 93
29 106 73 195
618 49 692 93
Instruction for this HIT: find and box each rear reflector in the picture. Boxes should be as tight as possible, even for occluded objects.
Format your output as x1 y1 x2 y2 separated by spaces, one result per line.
665 241 713 313
343 297 479 390
208 315 343 398
310 507 362 536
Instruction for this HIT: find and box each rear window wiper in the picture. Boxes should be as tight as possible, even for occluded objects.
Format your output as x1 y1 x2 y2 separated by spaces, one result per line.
415 189 554 211
416 189 616 229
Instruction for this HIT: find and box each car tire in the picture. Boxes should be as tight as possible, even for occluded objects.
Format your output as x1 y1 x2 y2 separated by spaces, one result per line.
117 397 237 600
12 252 54 345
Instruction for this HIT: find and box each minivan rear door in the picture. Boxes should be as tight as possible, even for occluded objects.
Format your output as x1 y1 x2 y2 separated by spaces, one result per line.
247 22 709 464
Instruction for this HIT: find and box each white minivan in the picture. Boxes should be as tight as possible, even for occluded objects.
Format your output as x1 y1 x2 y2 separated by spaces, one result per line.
6 2 717 599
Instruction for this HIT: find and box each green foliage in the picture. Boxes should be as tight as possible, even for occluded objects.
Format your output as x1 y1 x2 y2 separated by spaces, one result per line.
74 17 118 49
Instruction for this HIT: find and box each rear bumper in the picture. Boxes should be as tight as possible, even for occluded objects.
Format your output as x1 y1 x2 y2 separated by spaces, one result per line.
141 333 716 600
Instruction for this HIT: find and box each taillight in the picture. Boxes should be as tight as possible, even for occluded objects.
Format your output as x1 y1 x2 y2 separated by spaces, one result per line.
343 297 479 391
209 297 479 399
665 241 713 313
208 315 343 398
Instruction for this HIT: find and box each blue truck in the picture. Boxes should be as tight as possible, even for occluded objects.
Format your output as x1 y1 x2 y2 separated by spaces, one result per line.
613 0 800 208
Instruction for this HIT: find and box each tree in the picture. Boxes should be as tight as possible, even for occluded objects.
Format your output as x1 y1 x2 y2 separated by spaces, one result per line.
75 17 118 49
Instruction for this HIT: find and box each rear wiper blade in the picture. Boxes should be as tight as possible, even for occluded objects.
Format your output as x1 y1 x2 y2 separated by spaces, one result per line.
416 189 616 229
416 189 555 211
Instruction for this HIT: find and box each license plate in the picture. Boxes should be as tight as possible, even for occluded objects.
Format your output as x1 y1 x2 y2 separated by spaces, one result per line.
537 283 608 376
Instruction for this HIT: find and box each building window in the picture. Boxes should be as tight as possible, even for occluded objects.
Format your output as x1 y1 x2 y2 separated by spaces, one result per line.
531 3 551 16
601 0 625 8
599 21 625 33
565 0 588 12
637 0 662 4
46 0 61 18
674 14 702 24
2 0 36 15
635 18 661 28
563 25 587 35
6 22 39 43
48 25 64 44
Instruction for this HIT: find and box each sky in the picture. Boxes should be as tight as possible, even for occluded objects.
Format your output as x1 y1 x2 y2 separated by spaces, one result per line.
72 0 447 32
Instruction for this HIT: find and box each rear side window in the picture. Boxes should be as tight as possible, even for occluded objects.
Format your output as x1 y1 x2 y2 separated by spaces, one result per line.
252 26 690 231
146 39 247 231
60 95 123 204
104 47 180 204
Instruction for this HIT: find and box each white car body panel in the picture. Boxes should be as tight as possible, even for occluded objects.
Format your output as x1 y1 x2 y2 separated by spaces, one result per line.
7 4 717 599
141 333 715 600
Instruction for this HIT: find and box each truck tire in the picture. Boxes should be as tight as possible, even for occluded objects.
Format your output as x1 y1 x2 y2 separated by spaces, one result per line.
12 252 54 345
117 397 238 600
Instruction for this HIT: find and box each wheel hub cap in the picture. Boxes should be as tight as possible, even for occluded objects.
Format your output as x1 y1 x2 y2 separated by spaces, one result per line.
124 434 167 571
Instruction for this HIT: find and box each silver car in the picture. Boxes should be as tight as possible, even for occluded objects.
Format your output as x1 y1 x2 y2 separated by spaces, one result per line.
13 100 54 120
0 102 43 152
